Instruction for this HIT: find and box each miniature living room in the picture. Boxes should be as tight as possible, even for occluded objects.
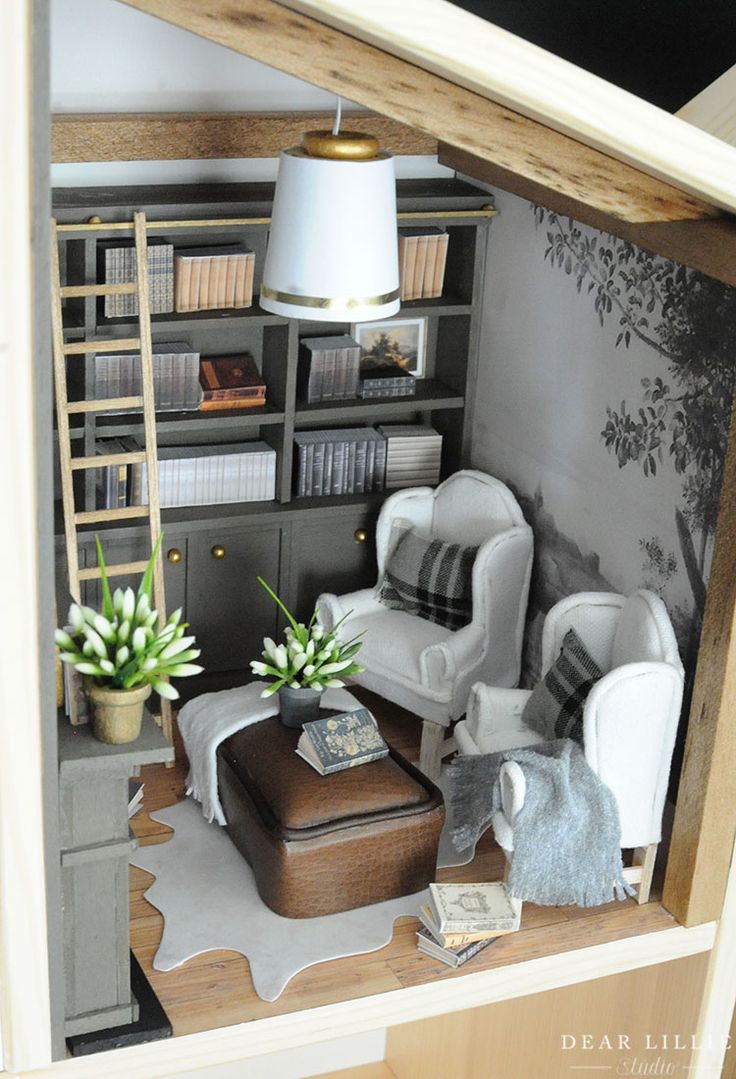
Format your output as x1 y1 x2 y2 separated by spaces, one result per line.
6 0 736 1076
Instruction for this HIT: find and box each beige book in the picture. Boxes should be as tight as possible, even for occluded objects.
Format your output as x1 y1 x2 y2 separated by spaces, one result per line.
224 255 238 308
175 256 193 313
422 235 438 299
431 232 449 298
233 256 247 308
199 257 212 311
399 234 418 300
214 257 228 308
411 235 429 301
188 258 203 312
243 252 255 307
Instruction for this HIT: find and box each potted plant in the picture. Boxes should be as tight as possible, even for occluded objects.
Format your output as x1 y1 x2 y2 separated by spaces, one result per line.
55 536 203 744
250 577 364 727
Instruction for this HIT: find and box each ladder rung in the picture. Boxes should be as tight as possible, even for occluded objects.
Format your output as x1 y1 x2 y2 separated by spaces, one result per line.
78 560 151 581
74 505 150 525
66 396 145 414
60 283 138 298
63 337 140 356
71 451 147 471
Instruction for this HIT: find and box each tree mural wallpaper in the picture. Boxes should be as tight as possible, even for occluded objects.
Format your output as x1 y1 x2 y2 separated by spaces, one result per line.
534 206 736 664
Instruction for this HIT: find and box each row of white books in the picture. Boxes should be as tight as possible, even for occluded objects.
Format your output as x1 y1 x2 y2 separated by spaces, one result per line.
96 440 276 509
382 425 443 489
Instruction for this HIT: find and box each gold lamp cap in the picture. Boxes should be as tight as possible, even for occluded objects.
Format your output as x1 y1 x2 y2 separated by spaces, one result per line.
301 130 381 161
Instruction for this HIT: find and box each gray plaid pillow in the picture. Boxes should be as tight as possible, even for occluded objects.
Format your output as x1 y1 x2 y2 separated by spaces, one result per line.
379 528 477 630
522 628 603 744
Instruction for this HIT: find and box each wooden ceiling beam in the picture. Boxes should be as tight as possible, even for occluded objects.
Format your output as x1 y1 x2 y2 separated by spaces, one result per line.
120 0 719 227
52 111 437 163
441 144 736 288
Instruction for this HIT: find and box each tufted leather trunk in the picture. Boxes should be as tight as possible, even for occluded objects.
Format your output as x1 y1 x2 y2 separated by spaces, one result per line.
216 715 445 918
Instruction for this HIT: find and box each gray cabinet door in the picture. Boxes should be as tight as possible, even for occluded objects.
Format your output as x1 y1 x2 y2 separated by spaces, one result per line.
79 532 187 620
291 509 378 623
187 524 282 673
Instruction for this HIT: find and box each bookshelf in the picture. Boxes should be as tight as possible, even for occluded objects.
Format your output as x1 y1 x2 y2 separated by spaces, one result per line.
53 178 494 689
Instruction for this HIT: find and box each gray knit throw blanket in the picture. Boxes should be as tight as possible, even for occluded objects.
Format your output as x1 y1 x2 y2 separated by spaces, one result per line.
447 740 635 907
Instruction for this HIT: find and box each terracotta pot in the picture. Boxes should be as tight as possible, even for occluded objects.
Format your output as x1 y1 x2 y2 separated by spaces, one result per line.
86 682 152 744
278 685 323 728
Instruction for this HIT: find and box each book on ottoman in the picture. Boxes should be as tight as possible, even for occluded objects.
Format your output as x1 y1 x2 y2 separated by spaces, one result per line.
296 708 389 774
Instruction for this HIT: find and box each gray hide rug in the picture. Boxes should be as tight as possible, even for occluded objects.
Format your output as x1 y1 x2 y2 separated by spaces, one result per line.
130 772 478 1001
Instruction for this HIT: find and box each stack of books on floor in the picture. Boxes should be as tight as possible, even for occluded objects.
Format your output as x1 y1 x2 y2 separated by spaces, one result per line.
300 335 361 403
101 239 174 316
93 342 202 413
358 365 416 400
95 439 276 508
417 882 521 969
199 353 266 411
378 425 443 488
174 244 255 312
398 227 449 300
294 428 387 497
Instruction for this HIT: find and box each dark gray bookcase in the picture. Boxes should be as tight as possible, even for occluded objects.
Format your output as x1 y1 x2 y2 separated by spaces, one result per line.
53 178 494 692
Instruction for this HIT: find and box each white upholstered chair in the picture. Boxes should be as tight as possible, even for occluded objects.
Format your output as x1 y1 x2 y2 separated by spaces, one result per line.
454 590 685 902
317 470 534 779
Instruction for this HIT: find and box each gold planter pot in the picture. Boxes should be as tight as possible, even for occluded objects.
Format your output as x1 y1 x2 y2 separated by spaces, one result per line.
86 682 152 744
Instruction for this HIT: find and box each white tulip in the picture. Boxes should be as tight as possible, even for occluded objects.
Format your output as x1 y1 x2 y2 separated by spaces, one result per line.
160 636 195 660
55 628 75 650
117 620 130 644
250 661 269 675
167 663 204 677
318 659 352 675
272 645 288 670
132 627 147 653
115 645 130 666
305 640 315 660
166 608 183 628
67 604 85 632
303 664 315 677
113 588 124 614
93 614 115 642
152 680 179 700
324 679 345 688
99 659 115 675
75 661 104 676
141 657 158 671
82 626 107 658
292 652 307 672
122 589 136 621
311 625 324 641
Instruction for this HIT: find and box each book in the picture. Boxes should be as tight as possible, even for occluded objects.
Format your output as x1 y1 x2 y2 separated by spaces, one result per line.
199 354 266 402
174 245 255 312
94 342 201 413
296 708 389 775
398 227 446 300
428 882 522 935
128 779 145 819
418 904 498 948
100 240 174 317
134 441 276 508
416 926 497 968
359 366 417 399
300 335 361 404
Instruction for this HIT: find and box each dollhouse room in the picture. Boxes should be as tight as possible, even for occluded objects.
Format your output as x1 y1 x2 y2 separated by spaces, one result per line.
3 1 736 1077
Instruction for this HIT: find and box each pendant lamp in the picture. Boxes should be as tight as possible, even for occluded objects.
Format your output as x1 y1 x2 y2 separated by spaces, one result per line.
259 128 400 323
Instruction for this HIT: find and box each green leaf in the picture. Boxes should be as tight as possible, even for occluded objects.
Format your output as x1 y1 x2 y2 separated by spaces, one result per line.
256 576 299 633
94 535 115 622
138 533 164 603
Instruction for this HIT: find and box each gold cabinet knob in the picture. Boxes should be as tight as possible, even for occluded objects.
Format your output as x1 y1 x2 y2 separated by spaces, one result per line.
354 529 368 544
166 547 182 564
86 215 102 224
211 544 226 560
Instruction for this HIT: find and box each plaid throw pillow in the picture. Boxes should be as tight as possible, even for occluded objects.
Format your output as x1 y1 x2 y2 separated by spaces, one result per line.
521 628 603 744
379 528 478 630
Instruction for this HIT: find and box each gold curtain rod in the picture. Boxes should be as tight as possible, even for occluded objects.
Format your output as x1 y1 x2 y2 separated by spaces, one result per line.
55 206 497 234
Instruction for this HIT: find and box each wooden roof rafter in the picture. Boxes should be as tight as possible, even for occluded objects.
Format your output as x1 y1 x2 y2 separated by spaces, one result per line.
119 0 736 287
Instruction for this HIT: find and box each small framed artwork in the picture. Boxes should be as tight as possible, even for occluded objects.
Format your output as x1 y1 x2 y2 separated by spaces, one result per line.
351 317 427 378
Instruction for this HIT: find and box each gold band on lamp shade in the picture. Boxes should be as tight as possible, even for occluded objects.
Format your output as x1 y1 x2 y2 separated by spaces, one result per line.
260 284 400 311
302 130 381 161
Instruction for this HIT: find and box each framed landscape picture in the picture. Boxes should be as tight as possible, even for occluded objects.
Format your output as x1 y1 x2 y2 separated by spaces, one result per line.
352 317 427 378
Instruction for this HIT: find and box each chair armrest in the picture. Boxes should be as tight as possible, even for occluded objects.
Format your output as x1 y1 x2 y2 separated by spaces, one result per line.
420 624 486 691
467 682 533 735
316 589 379 633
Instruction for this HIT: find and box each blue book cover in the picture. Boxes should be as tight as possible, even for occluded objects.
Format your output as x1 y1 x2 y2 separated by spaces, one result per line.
296 708 389 774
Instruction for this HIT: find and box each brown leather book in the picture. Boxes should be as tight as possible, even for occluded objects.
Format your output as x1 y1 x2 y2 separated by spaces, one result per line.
199 354 266 401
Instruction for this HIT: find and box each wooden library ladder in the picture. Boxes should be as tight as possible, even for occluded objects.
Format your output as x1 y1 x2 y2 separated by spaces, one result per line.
51 210 173 749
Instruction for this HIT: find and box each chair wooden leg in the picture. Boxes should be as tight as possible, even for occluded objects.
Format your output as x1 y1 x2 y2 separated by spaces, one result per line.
634 843 658 905
419 720 445 781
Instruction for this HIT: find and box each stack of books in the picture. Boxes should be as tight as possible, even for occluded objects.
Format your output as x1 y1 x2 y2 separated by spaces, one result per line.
174 244 255 312
417 882 521 969
294 428 387 497
358 365 416 400
101 240 174 317
296 708 389 775
135 442 276 508
93 342 202 413
378 425 443 488
95 436 140 509
398 227 449 301
199 354 266 411
300 335 361 404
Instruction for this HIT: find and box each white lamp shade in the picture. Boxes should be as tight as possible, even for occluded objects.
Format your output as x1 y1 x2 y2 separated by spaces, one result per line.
260 148 400 322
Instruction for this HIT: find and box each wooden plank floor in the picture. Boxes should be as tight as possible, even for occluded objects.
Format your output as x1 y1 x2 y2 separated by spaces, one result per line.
130 687 674 1038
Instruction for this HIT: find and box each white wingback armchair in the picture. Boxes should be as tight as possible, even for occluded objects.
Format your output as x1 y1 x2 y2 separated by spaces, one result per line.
317 470 533 779
455 590 685 902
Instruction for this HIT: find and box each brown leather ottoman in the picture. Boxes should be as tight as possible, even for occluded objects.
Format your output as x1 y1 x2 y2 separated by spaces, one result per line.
216 715 445 918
